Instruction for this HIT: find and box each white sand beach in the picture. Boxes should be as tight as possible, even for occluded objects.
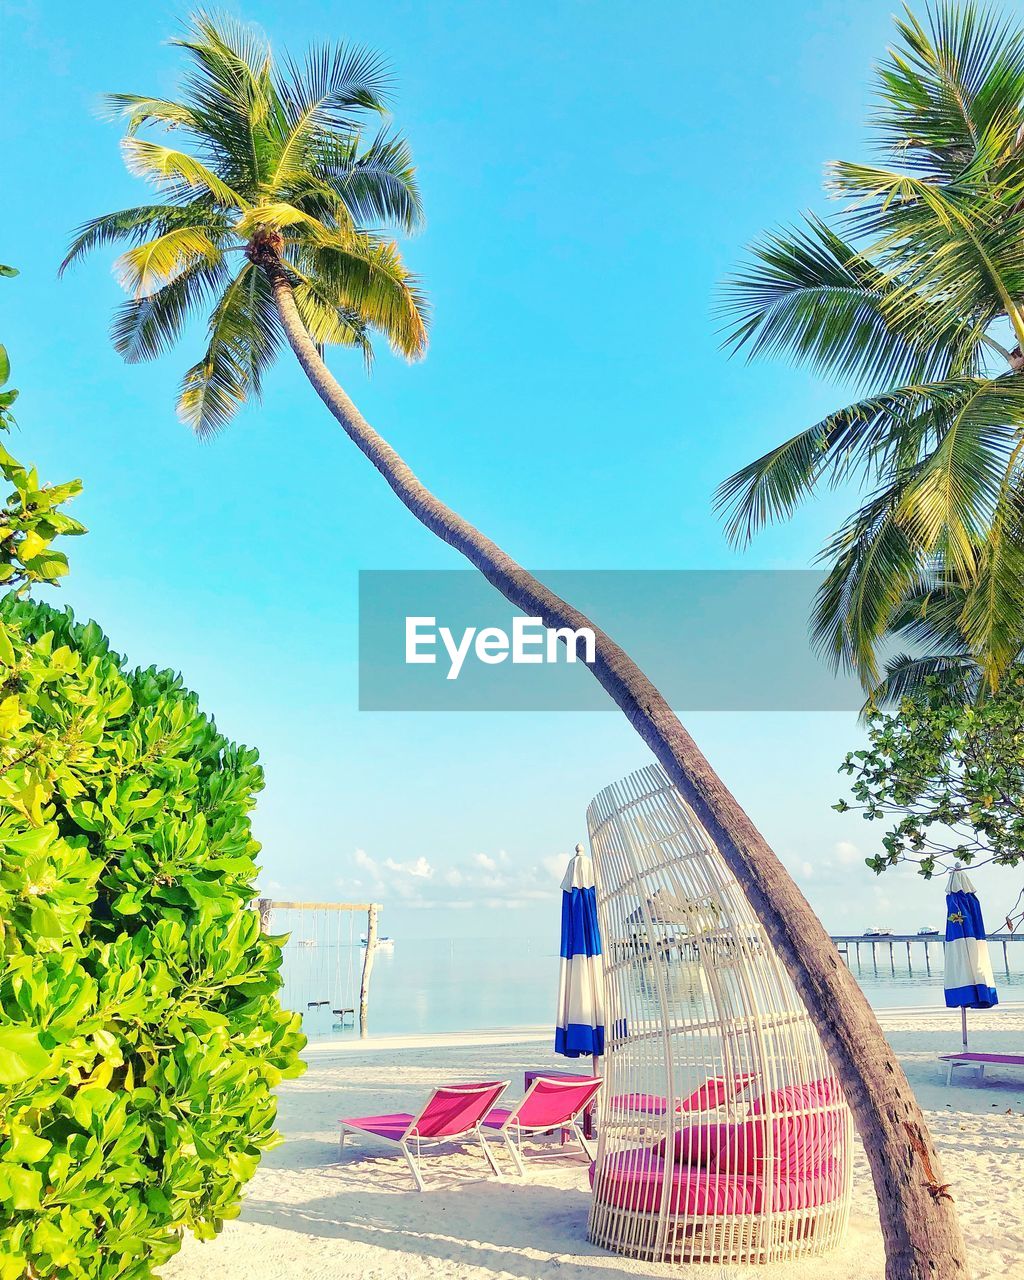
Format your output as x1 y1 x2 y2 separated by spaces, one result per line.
161 1007 1024 1280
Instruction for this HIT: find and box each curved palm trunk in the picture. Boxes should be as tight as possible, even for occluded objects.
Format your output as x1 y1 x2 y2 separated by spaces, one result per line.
265 259 969 1280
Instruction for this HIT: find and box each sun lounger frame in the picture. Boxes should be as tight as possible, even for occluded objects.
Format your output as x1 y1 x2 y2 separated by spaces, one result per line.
940 1051 1024 1087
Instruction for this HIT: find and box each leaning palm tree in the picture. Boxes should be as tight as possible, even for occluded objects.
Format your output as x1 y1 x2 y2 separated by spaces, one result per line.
719 2 1024 702
65 13 967 1277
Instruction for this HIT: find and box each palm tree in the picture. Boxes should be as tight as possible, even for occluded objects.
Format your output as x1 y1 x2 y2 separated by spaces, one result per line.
65 13 967 1278
719 2 1024 703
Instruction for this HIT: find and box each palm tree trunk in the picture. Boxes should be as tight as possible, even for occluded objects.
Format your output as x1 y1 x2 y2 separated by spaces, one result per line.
264 258 970 1280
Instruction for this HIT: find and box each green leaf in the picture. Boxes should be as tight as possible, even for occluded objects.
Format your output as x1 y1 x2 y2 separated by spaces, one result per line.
0 1162 43 1210
0 1027 50 1084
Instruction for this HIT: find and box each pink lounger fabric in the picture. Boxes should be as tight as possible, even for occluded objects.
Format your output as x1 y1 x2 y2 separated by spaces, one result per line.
340 1113 415 1141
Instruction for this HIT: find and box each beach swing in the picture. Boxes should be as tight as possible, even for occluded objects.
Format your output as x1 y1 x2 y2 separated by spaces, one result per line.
585 765 853 1265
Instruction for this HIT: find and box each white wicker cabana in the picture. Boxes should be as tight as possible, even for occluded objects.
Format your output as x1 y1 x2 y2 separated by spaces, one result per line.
586 765 853 1264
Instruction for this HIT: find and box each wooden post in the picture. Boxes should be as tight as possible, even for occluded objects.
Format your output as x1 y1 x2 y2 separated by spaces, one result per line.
359 904 379 1037
257 898 273 934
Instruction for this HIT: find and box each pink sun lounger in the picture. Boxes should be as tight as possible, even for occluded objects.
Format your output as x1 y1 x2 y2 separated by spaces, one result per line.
940 1051 1024 1087
482 1074 603 1175
610 1072 757 1117
338 1080 510 1191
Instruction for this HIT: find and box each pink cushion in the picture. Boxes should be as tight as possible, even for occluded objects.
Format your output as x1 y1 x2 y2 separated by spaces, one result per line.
773 1161 843 1210
591 1147 844 1216
656 1123 730 1166
593 1148 761 1214
749 1077 837 1117
708 1118 843 1180
340 1113 414 1140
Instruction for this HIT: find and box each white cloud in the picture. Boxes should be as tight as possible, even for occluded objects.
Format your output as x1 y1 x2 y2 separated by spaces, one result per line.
384 856 434 879
336 846 563 911
543 853 568 881
353 848 378 876
835 841 860 866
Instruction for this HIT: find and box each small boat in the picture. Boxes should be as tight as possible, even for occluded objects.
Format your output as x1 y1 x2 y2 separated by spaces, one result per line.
297 939 317 948
917 926 940 936
864 926 893 937
361 935 395 950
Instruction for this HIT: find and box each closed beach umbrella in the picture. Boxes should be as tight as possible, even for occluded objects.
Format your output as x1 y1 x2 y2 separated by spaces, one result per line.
556 843 605 1068
944 867 998 1048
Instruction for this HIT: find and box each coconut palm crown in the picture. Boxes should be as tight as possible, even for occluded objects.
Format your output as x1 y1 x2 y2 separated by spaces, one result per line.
718 2 1024 699
61 11 428 437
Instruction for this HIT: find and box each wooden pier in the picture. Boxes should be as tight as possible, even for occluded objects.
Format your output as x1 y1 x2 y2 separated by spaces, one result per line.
830 932 1021 973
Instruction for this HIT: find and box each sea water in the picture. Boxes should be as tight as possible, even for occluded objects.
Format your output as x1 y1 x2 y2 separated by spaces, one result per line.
279 935 1024 1039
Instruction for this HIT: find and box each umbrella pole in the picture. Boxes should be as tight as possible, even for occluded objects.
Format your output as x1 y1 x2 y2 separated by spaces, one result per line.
961 1006 968 1049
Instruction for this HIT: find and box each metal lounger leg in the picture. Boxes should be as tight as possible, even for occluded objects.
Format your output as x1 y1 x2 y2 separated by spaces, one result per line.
338 1127 347 1159
401 1140 427 1192
502 1128 527 1177
572 1119 596 1162
477 1128 504 1180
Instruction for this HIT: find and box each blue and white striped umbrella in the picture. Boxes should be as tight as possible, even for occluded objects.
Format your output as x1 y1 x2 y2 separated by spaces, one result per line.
945 867 997 1046
555 843 605 1062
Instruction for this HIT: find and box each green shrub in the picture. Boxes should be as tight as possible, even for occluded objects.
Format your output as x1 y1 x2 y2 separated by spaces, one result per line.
0 268 302 1276
0 596 306 1279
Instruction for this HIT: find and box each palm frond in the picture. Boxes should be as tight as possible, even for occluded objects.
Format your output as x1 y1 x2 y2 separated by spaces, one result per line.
276 42 391 129
874 3 1024 176
828 162 1024 344
178 264 280 437
309 130 423 233
812 482 930 680
121 138 247 208
171 11 275 191
721 214 980 387
111 259 228 362
291 232 428 358
115 225 225 297
265 44 392 195
60 204 223 275
101 93 201 137
292 281 373 363
957 472 1024 676
868 650 980 706
893 379 1019 575
715 376 996 545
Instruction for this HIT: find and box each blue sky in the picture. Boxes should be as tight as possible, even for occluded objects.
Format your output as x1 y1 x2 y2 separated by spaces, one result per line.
1 0 1016 941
